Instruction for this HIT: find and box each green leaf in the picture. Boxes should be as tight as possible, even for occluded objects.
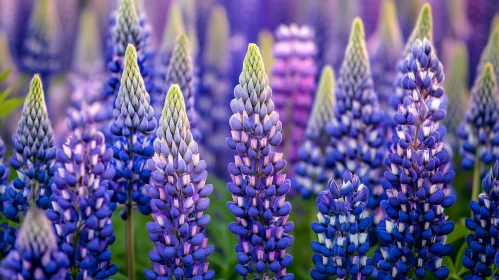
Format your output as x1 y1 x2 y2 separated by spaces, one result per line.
446 222 468 245
0 97 25 118
0 88 12 103
0 70 11 84
455 241 468 277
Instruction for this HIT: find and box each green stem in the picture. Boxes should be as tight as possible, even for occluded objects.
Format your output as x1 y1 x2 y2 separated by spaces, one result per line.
471 150 481 216
126 135 135 280
70 231 81 279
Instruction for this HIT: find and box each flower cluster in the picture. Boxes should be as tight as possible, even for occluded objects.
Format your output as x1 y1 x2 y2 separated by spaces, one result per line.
325 19 386 219
6 75 55 220
457 63 499 170
19 0 60 81
311 171 373 279
110 44 156 218
463 160 499 278
47 124 117 279
272 24 317 166
165 34 200 140
293 66 335 198
198 6 232 177
375 38 455 279
226 44 294 280
144 85 214 280
389 4 433 119
368 0 402 123
0 207 69 279
151 2 185 118
0 137 15 257
104 0 152 138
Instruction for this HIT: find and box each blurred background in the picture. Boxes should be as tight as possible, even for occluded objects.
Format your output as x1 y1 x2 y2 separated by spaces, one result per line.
0 0 498 279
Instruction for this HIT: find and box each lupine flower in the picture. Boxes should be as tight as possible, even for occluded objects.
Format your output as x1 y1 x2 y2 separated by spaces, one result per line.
272 24 317 166
442 40 469 148
389 4 433 114
110 44 157 218
0 137 15 257
6 75 55 220
226 44 294 280
104 0 152 138
310 171 373 279
457 63 499 170
151 2 185 118
306 0 335 72
19 0 61 82
368 0 403 118
0 207 69 279
73 7 105 76
47 113 117 279
476 15 499 86
293 66 335 198
165 34 201 141
375 38 455 279
325 19 385 220
257 30 275 80
144 84 214 280
463 160 499 279
198 6 232 177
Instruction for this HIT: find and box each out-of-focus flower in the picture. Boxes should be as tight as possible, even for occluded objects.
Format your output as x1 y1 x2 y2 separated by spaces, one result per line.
165 34 200 140
47 122 117 279
257 30 275 80
463 160 499 279
19 0 61 82
375 39 455 280
442 40 469 148
311 171 373 279
457 63 499 170
151 2 185 119
144 84 214 280
110 44 156 218
368 0 403 117
0 207 69 279
226 44 294 280
7 75 56 220
198 6 232 177
0 137 15 257
272 24 317 167
325 19 385 219
389 4 433 115
476 15 499 85
293 66 335 198
73 7 104 76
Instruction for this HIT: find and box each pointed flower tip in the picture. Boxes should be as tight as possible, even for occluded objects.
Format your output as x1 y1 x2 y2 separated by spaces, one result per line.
351 18 365 39
243 43 266 74
166 84 184 102
420 3 432 21
29 75 44 99
17 207 55 247
482 63 496 83
320 66 335 87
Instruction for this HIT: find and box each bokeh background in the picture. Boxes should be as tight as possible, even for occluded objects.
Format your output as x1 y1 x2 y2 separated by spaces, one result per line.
0 0 498 279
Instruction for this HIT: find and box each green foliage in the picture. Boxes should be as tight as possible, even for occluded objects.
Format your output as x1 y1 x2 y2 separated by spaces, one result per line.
0 70 24 119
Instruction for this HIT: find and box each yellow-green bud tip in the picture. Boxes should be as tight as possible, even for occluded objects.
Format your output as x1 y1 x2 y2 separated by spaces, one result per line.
243 43 266 75
483 62 495 79
351 18 365 40
29 75 44 99
166 84 184 103
319 66 335 90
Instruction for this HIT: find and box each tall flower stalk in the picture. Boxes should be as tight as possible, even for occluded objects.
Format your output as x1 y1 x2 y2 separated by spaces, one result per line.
47 112 117 279
0 137 15 257
457 63 499 201
6 75 55 220
144 84 214 280
325 19 385 222
272 24 317 167
311 171 373 279
375 38 455 279
166 34 200 140
463 160 499 279
0 207 69 279
110 44 157 279
226 44 294 280
293 66 335 198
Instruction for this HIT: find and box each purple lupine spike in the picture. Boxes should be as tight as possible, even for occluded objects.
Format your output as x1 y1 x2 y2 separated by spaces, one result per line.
7 75 56 220
198 6 232 178
0 137 15 257
46 121 117 279
325 19 386 222
226 44 294 280
293 66 336 198
0 207 69 279
375 38 455 280
463 160 499 278
457 63 499 170
110 44 156 218
144 84 214 280
311 171 373 279
272 24 317 167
